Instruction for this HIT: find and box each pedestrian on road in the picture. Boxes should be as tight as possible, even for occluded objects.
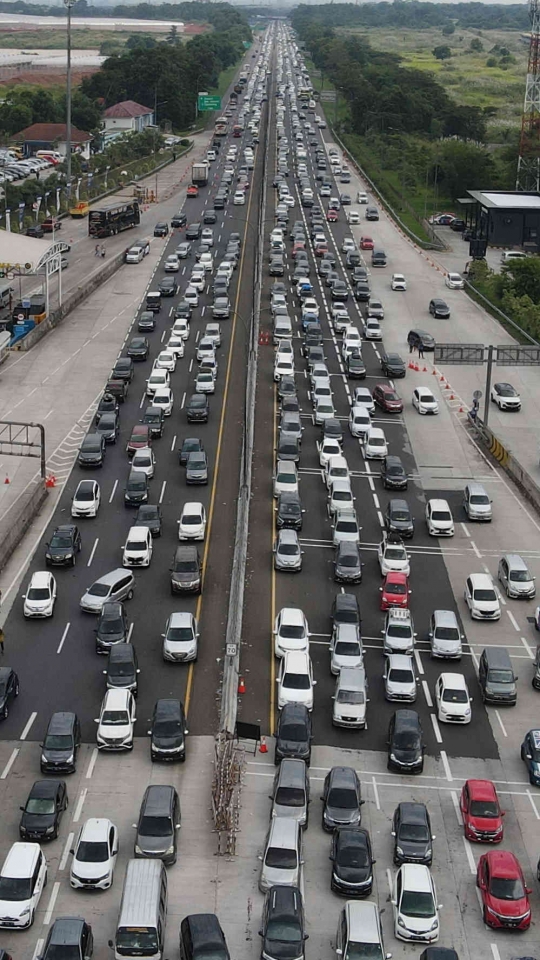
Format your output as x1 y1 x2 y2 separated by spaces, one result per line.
407 333 415 354
100 244 106 258
418 343 425 359
0 627 5 654
94 244 100 257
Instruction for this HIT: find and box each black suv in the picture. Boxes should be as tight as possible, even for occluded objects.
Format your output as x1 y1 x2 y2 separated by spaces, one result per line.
170 545 202 594
381 456 408 491
95 411 119 444
392 801 434 865
19 780 68 840
180 914 229 960
171 212 187 228
135 504 162 537
104 644 139 696
331 593 361 631
381 352 406 378
45 524 82 566
95 600 129 654
385 498 414 539
186 394 209 423
95 393 119 423
111 357 134 382
41 712 81 774
154 222 169 237
276 492 304 531
127 336 149 360
78 434 105 468
0 666 19 720
41 918 93 960
407 328 435 352
259 887 306 960
275 703 312 765
387 710 425 773
138 311 156 332
150 698 188 762
142 406 164 438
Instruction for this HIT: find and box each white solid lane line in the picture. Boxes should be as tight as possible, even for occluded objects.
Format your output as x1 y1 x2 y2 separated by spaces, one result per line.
371 776 380 810
0 748 19 780
521 635 535 659
414 648 424 676
87 537 99 567
159 481 167 504
506 609 520 631
73 788 88 823
440 749 453 782
85 748 98 780
527 789 540 820
495 710 508 737
20 711 37 740
462 836 477 875
33 939 44 960
60 832 74 871
422 680 433 708
450 790 462 826
57 622 70 655
430 714 443 744
109 479 118 503
43 882 60 925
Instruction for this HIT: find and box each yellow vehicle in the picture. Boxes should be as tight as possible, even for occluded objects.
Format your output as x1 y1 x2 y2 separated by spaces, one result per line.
70 201 89 218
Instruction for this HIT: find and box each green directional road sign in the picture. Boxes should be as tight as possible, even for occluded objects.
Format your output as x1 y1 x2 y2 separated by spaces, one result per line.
198 94 221 112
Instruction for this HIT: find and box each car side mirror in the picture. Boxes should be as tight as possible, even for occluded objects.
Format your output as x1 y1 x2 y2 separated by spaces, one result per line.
391 830 396 836
336 951 342 956
108 941 114 950
94 719 99 723
432 834 436 840
20 806 25 812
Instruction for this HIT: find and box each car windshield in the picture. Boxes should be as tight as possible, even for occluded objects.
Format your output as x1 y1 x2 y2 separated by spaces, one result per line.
129 478 147 492
102 710 129 725
386 547 406 560
327 788 357 809
497 385 515 396
510 569 531 582
369 437 385 447
442 688 468 703
278 473 296 484
0 876 33 900
490 877 524 900
50 534 72 548
266 920 302 942
275 785 305 807
344 944 384 960
182 514 201 525
474 589 496 601
265 847 297 869
470 494 489 505
83 441 101 453
26 798 55 814
167 626 193 641
337 520 357 533
280 624 304 639
389 669 413 684
401 890 435 918
399 822 428 841
394 730 420 751
116 928 159 955
281 504 299 518
283 672 310 690
340 553 359 568
432 510 451 521
174 560 198 574
76 485 95 501
470 800 498 818
391 510 409 522
76 840 109 862
44 734 72 750
28 588 50 601
435 627 458 641
339 842 369 867
337 689 364 704
386 582 406 595
139 816 172 838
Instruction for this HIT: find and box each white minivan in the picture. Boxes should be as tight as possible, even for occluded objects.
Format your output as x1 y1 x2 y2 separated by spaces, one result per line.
0 843 47 928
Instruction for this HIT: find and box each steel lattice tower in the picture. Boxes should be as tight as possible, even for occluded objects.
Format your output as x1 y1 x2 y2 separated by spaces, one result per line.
517 0 540 190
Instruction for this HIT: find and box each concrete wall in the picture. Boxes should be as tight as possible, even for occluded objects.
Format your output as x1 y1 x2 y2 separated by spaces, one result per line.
469 417 540 516
0 477 48 573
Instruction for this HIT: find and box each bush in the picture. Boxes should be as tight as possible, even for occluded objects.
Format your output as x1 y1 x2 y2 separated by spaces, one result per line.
486 57 498 67
433 44 452 59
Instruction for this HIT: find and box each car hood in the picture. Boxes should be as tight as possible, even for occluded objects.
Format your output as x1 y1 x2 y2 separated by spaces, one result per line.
324 806 361 826
0 896 32 920
72 857 110 880
392 745 421 764
262 865 298 888
47 546 72 557
486 893 529 918
335 862 371 884
468 814 502 832
98 722 131 740
20 812 55 831
153 733 184 751
136 834 173 856
277 737 310 759
334 701 365 720
264 936 303 960
42 748 71 763
432 637 460 654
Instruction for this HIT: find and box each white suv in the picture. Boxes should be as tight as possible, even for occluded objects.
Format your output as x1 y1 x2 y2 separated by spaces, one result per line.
0 843 47 927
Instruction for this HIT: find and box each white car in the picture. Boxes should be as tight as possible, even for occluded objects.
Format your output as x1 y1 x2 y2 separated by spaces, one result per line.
70 818 118 890
233 191 246 205
274 607 310 657
197 337 216 363
412 387 439 415
23 571 56 618
325 454 350 489
392 864 440 944
274 356 295 382
167 335 185 358
317 437 342 467
464 573 501 620
201 228 214 247
95 689 135 751
341 238 356 254
200 355 218 379
152 387 174 416
302 297 319 318
199 252 213 273
172 318 190 340
176 242 191 259
204 322 221 347
218 261 234 279
352 387 374 414
314 398 335 425
178 501 207 540
435 672 472 724
162 611 198 663
445 272 464 289
391 273 407 291
347 211 360 224
131 447 156 478
274 460 299 497
364 318 382 340
357 191 368 204
364 427 388 459
378 535 410 576
195 371 216 394
276 339 293 360
146 369 169 397
425 499 454 536
0 842 47 927
343 327 362 350
277 651 316 710
189 272 205 292
310 362 330 385
164 255 180 273
122 525 153 568
328 479 355 516
349 406 371 441
332 509 361 546
384 655 417 702
184 286 199 306
155 350 176 372
71 479 100 517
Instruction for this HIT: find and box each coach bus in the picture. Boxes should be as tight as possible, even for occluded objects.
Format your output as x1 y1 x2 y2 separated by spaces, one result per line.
88 199 140 238
214 117 229 137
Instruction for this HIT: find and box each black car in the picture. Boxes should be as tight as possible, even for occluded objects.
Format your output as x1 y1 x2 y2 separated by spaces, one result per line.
354 281 371 302
450 219 466 232
124 469 148 506
78 434 105 468
521 729 540 785
321 766 364 832
26 225 44 238
126 336 149 360
269 258 284 276
19 780 68 841
171 212 187 228
95 601 129 654
0 666 19 720
305 346 325 367
41 711 81 774
95 393 119 423
203 210 217 224
186 394 209 423
142 405 164 439
176 301 192 320
429 298 450 319
180 913 229 960
111 357 134 382
331 281 349 302
150 698 188 762
385 498 414 539
41 918 93 960
420 950 459 960
259 887 307 960
275 703 312 765
159 277 177 297
138 312 156 332
281 396 301 414
104 644 139 696
277 431 300 463
154 222 169 237
170 545 202 595
387 709 425 773
186 222 202 240
392 801 434 865
95 412 119 444
179 437 204 466
135 504 163 537
381 456 408 491
323 419 343 445
334 541 363 583
105 378 128 403
345 353 366 379
331 593 361 631
276 492 304 531
186 451 209 484
381 352 406 378
45 524 82 566
407 328 435 352
278 377 297 400
330 827 374 896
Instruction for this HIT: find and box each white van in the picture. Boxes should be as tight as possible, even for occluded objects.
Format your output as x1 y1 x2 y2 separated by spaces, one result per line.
0 842 47 928
112 859 167 960
273 316 293 343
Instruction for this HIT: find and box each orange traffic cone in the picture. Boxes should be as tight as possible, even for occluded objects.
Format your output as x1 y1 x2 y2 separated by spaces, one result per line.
259 736 268 754
445 383 450 390
432 370 437 376
440 375 445 382
238 676 246 695
423 366 427 372
459 406 464 413
3 476 9 484
450 394 455 400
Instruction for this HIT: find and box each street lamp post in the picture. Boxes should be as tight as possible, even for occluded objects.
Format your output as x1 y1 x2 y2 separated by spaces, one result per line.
64 0 76 205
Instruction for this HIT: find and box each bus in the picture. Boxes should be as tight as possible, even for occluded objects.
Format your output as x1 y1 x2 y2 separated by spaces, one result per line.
88 200 140 238
214 117 229 137
233 124 243 138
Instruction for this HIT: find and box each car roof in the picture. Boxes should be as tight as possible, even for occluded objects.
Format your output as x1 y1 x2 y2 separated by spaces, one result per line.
337 666 365 689
328 765 358 787
155 698 182 719
345 900 381 944
397 801 428 822
103 688 130 708
440 672 468 689
48 918 85 945
388 653 414 670
183 913 225 947
142 783 176 816
267 816 299 846
394 708 421 728
29 570 52 588
279 701 310 722
169 611 194 628
278 529 299 544
485 849 521 877
267 884 302 917
31 779 62 798
400 862 433 891
283 650 310 670
466 779 497 800
1 842 42 877
79 817 112 843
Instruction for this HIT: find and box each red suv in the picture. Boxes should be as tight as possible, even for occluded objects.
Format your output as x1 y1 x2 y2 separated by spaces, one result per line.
380 572 410 610
373 383 403 414
460 779 504 843
126 424 152 458
477 850 531 929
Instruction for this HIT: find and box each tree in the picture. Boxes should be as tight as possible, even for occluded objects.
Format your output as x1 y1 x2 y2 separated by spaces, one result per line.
166 24 180 45
442 23 455 35
503 257 540 303
486 57 498 67
469 38 484 52
99 39 123 56
433 45 452 60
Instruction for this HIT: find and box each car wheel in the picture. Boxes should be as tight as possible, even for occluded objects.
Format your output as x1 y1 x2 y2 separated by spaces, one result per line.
127 589 134 600
530 773 536 785
3 705 7 719
15 684 19 697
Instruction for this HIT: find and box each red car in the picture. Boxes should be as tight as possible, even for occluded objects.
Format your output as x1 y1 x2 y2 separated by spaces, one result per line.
373 383 403 414
187 184 199 197
314 243 328 257
460 780 504 843
360 236 374 250
327 210 338 222
380 572 410 610
126 424 152 458
292 242 306 259
477 850 531 930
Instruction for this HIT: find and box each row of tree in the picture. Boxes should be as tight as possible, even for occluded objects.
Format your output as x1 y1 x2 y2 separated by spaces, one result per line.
291 2 528 33
470 258 540 334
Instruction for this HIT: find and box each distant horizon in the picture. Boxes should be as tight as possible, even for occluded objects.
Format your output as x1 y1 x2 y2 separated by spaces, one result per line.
0 0 530 7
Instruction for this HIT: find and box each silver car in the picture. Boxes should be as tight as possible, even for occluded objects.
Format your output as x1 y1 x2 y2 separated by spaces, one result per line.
383 654 418 701
429 610 463 659
259 818 302 892
270 759 309 827
330 623 363 675
274 529 303 572
162 611 199 662
333 666 368 729
498 553 536 599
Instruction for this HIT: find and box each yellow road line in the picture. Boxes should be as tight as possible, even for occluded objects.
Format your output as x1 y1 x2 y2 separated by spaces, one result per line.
185 163 259 716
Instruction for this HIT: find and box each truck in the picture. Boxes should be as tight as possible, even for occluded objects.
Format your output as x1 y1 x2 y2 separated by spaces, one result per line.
191 162 209 187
